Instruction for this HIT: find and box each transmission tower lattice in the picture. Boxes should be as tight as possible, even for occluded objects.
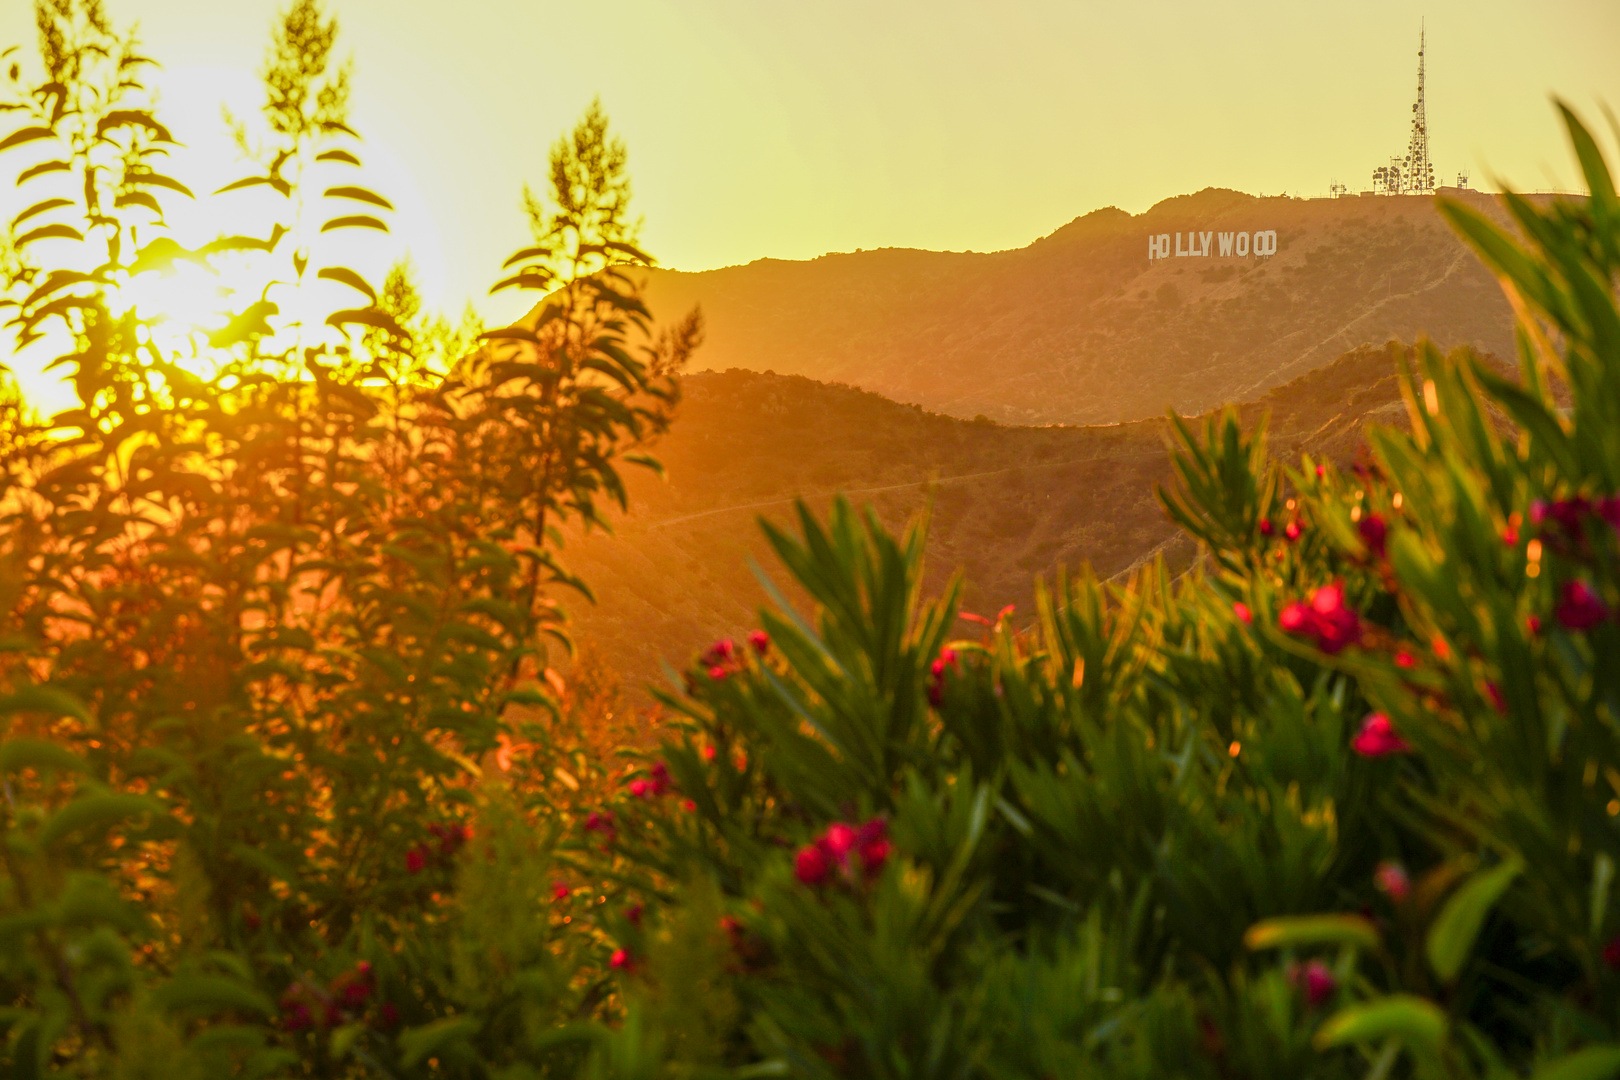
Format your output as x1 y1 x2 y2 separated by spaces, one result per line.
1372 25 1437 195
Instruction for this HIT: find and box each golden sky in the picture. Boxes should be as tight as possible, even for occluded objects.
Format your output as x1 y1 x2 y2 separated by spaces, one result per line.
3 0 1619 335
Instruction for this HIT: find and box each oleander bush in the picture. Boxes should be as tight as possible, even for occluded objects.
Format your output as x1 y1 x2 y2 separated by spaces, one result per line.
597 109 1620 1080
6 2 1620 1079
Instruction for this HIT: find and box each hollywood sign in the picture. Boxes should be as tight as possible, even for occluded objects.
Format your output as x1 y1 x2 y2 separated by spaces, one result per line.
1147 230 1278 261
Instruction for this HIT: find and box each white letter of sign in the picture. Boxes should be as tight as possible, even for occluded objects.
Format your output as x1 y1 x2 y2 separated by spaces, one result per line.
1218 232 1234 256
1175 232 1187 257
1199 231 1213 256
1157 234 1171 259
1148 236 1157 261
1236 231 1250 257
1256 230 1278 256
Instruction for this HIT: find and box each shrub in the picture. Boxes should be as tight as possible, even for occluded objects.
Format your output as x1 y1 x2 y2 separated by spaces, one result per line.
599 106 1620 1079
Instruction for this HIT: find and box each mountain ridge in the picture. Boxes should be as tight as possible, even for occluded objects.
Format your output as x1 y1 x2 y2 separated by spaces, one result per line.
635 188 1520 426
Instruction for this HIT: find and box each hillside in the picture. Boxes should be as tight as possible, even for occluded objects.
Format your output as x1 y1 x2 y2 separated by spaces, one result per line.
633 189 1518 426
559 342 1473 695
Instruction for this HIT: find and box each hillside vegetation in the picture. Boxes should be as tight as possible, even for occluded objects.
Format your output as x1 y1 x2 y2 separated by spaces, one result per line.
633 187 1520 425
563 341 1503 694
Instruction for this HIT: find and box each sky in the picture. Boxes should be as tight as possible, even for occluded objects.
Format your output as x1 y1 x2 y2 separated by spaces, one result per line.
2 0 1618 343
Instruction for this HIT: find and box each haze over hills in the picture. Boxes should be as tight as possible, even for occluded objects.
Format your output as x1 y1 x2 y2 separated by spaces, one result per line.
637 188 1517 426
560 342 1481 694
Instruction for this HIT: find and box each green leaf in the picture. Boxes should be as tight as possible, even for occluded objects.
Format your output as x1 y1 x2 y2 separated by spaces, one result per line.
113 191 163 216
316 266 376 304
330 1023 363 1060
325 308 408 339
1533 1046 1620 1080
151 975 275 1017
11 197 72 230
1427 856 1524 982
1243 913 1380 952
126 170 194 197
14 223 84 248
0 686 91 724
1314 995 1447 1056
39 793 165 849
315 149 361 165
323 186 392 210
320 214 388 233
399 1016 479 1067
17 159 70 184
0 127 54 153
215 174 290 197
0 738 87 775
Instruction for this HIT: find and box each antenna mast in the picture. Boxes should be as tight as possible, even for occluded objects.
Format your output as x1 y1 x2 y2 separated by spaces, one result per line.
1406 22 1435 193
1372 24 1437 194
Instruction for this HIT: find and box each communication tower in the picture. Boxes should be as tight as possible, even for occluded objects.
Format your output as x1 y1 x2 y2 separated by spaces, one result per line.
1372 25 1437 195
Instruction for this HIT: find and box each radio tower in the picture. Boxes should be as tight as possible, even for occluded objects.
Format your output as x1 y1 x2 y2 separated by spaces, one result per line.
1372 24 1437 194
1406 23 1435 193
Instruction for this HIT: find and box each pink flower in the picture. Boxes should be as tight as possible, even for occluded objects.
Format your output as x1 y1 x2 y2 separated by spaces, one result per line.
1527 614 1543 635
1285 520 1303 542
708 665 728 681
281 999 313 1032
1232 601 1253 625
1484 682 1507 714
649 761 673 795
1291 960 1337 1006
609 948 636 973
748 629 770 654
1358 513 1388 558
1556 580 1609 631
927 648 958 707
1374 860 1411 901
703 745 717 762
702 639 736 665
584 811 617 841
624 903 643 926
1258 518 1274 538
794 843 833 885
1394 649 1417 670
1532 496 1592 538
628 779 651 798
822 822 857 859
1279 582 1362 654
1352 713 1411 757
405 846 427 874
552 880 571 902
377 1002 400 1029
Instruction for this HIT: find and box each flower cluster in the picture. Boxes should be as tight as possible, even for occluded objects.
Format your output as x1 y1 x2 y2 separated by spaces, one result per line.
1556 580 1609 630
794 818 892 887
927 648 958 707
280 962 380 1032
405 822 471 874
628 761 673 799
1288 960 1337 1007
1278 582 1362 654
699 631 771 682
1358 513 1388 558
1531 495 1620 541
1352 713 1410 757
584 810 617 843
1374 859 1411 901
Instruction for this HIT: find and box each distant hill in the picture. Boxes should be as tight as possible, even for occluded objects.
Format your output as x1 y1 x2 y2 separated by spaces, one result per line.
633 189 1517 426
559 342 1478 696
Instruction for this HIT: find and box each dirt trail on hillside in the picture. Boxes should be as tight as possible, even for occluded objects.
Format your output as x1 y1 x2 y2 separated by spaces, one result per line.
1230 249 1473 400
638 450 1169 532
